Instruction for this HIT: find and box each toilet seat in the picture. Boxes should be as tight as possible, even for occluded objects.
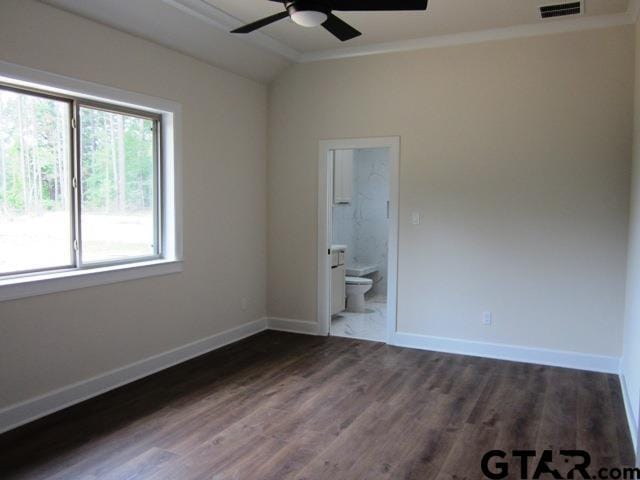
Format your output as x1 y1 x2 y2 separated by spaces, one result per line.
345 276 373 286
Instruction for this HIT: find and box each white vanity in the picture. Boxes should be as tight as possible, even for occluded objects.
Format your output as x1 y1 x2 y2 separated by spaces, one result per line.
330 245 347 315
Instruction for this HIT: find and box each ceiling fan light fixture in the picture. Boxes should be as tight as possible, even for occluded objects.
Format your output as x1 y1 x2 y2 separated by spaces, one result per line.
231 0 428 41
290 10 328 27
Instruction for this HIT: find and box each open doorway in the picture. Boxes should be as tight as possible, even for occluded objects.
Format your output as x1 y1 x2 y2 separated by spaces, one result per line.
317 137 399 343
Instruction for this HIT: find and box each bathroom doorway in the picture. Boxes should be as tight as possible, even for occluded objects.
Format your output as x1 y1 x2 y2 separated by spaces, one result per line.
317 137 399 343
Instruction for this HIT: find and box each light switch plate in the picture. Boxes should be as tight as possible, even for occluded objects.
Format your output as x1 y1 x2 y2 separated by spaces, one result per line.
411 211 420 225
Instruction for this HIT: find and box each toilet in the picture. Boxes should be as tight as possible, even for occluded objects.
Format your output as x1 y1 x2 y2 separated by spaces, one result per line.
345 276 373 313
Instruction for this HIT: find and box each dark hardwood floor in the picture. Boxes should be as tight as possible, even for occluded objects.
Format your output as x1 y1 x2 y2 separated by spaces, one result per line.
0 331 635 479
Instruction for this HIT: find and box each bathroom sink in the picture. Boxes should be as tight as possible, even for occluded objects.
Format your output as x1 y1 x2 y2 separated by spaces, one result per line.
330 244 347 252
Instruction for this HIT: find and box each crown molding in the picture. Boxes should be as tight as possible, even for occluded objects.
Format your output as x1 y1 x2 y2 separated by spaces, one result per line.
161 0 635 66
300 12 635 63
161 0 302 61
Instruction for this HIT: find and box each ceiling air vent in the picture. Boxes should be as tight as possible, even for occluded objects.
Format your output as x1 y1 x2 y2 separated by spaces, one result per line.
539 1 582 19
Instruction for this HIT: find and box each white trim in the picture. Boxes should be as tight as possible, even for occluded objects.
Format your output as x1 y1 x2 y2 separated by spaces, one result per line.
0 60 183 301
1 321 629 435
0 60 182 117
0 260 183 302
620 373 639 456
161 0 301 62
267 317 320 335
299 12 633 63
318 143 332 337
160 0 634 66
387 141 400 344
317 137 400 342
391 331 621 374
0 318 268 434
47 0 636 70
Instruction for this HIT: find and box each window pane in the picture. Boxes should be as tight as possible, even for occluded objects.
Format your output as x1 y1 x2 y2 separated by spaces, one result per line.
0 89 73 275
79 106 156 263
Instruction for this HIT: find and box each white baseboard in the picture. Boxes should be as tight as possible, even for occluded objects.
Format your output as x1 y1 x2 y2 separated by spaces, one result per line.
0 320 627 437
391 332 621 374
0 318 268 434
267 317 320 335
620 373 639 457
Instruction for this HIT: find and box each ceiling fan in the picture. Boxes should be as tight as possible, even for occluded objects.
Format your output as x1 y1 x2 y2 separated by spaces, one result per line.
231 0 429 42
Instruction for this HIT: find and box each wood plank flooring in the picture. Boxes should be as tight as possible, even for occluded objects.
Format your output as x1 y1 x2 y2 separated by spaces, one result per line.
0 331 635 479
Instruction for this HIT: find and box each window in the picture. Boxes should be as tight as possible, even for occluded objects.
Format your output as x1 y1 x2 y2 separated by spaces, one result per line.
78 105 160 264
0 84 163 278
0 88 73 275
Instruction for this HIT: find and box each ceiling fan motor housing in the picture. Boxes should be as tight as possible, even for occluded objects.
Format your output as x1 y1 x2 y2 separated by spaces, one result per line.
286 1 331 17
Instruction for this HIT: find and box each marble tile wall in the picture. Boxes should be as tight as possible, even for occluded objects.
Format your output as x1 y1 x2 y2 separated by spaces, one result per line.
332 147 390 295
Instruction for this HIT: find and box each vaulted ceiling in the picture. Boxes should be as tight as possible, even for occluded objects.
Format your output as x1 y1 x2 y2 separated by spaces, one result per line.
212 0 629 51
41 0 633 82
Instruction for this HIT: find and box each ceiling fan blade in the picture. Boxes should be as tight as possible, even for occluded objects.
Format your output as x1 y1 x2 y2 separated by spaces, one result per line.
331 0 428 11
231 11 289 34
322 13 361 41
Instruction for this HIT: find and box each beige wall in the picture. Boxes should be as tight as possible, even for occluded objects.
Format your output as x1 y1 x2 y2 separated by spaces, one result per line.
622 17 640 449
268 26 634 356
0 0 635 418
0 0 267 408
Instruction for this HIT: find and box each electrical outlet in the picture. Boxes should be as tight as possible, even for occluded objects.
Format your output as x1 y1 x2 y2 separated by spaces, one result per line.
482 311 492 326
241 297 248 311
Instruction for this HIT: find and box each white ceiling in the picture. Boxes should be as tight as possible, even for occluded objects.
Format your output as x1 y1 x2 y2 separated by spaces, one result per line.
41 0 635 83
40 0 294 82
210 0 630 52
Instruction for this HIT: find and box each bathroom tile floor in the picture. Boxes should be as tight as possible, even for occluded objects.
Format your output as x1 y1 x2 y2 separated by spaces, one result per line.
330 294 387 342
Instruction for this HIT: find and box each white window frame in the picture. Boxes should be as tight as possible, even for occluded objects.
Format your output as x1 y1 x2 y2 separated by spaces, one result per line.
0 60 183 302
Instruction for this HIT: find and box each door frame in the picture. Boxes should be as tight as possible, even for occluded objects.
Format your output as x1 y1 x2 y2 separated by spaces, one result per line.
637 398 639 467
317 136 400 343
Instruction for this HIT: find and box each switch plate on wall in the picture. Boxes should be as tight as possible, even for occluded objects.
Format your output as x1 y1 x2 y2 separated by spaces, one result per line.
411 211 420 225
482 311 492 325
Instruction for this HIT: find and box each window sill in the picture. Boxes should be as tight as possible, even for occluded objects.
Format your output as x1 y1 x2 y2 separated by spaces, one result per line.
0 259 183 302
